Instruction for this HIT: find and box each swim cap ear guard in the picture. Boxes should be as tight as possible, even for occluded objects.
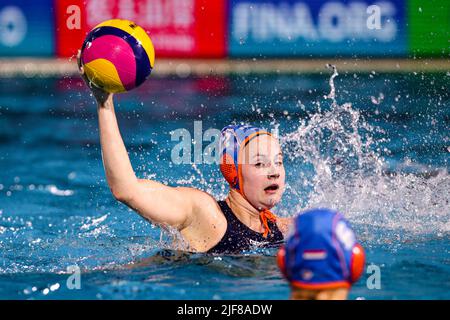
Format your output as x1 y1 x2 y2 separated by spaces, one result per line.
349 243 365 283
276 209 366 289
220 153 239 188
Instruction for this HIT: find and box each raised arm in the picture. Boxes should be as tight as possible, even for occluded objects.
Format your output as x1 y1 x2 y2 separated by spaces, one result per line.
97 97 199 228
78 51 198 230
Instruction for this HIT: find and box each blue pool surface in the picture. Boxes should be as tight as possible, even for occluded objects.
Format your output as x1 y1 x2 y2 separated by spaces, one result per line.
0 71 449 299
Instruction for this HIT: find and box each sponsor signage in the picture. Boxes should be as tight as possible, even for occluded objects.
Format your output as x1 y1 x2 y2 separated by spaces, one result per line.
228 0 408 57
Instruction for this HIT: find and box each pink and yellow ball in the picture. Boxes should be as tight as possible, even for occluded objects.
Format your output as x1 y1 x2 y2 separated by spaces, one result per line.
80 19 155 93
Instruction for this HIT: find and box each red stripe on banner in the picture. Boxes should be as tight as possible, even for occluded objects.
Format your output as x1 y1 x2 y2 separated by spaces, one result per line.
55 0 227 58
55 0 87 58
194 0 227 58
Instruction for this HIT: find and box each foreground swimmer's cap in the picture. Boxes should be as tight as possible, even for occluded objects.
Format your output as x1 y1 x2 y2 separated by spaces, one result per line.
277 208 365 290
219 124 276 238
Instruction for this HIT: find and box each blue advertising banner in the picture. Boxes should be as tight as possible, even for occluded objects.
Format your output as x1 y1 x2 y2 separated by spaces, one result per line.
228 0 407 57
0 0 54 56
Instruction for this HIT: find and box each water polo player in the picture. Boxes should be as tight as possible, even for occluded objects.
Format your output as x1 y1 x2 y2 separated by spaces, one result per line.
77 52 291 254
277 208 365 300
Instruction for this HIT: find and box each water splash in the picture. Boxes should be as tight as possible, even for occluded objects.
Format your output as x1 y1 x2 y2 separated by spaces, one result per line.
325 64 339 104
280 66 449 241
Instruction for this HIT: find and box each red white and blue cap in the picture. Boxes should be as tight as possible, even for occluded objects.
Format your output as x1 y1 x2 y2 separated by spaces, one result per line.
277 208 365 289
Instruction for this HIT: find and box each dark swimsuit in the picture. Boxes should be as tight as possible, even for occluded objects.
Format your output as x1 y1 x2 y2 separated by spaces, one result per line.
207 201 284 254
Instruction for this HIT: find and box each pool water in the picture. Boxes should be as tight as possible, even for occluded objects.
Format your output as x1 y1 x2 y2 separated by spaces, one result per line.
0 70 449 299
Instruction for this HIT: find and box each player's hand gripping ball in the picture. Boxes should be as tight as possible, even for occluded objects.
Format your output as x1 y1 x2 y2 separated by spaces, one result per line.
80 19 155 93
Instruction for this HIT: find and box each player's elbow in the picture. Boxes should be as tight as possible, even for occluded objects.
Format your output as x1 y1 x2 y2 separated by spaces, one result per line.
110 186 133 203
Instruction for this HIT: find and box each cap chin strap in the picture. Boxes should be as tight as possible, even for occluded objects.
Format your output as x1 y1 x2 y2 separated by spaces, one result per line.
236 187 277 238
259 209 277 238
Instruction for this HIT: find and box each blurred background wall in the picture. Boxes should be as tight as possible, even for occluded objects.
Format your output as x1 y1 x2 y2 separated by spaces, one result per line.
0 0 448 58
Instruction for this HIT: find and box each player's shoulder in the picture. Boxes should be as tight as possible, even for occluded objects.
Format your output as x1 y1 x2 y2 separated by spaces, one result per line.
177 187 226 234
176 187 220 216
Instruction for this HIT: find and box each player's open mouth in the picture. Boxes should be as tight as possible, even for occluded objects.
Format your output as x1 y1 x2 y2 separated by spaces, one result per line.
264 184 279 193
